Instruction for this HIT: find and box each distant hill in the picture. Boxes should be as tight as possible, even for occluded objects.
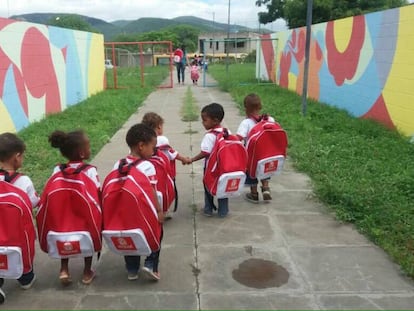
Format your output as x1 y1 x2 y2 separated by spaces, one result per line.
10 13 272 41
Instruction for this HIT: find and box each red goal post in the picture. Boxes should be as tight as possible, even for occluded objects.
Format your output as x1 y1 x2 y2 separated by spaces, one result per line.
104 41 174 89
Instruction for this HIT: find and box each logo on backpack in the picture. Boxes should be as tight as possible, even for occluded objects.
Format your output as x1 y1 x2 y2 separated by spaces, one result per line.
57 240 81 256
204 129 248 199
0 254 8 270
111 237 137 251
246 115 288 180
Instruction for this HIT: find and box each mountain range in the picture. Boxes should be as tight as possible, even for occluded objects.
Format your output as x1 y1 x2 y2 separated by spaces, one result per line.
10 13 271 40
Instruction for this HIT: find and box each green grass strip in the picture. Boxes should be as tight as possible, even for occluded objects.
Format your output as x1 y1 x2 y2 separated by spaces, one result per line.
209 63 414 278
181 86 199 122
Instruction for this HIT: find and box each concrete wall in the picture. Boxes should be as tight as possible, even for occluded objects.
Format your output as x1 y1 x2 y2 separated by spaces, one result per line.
257 6 414 137
0 18 105 133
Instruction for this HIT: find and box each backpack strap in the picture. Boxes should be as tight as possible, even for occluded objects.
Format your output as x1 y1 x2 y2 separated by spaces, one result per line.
0 168 21 183
59 163 92 175
117 158 142 175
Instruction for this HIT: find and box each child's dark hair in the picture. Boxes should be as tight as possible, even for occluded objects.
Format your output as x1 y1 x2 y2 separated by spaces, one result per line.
141 112 164 131
201 103 225 122
49 130 86 161
244 93 262 114
0 133 26 162
126 123 156 148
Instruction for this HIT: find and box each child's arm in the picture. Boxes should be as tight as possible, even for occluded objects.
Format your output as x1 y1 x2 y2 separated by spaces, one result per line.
191 151 208 163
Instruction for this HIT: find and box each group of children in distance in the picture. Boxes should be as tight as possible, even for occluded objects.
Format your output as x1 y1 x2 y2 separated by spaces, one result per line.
0 93 284 304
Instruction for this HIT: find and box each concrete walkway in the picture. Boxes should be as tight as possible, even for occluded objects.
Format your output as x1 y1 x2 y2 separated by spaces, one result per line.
3 74 414 310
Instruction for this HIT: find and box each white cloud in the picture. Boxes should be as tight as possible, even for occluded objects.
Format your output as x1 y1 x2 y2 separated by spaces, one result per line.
0 0 287 31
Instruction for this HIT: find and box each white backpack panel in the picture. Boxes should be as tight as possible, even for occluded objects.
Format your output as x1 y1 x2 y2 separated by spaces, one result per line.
46 231 94 259
256 155 285 180
102 229 151 256
216 171 246 199
0 246 23 279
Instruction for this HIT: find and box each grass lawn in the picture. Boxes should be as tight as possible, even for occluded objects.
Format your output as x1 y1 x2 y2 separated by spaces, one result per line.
209 63 414 278
18 66 169 192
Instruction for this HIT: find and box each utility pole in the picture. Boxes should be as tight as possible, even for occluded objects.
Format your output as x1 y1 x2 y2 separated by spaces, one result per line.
301 0 313 116
226 0 231 74
212 11 215 59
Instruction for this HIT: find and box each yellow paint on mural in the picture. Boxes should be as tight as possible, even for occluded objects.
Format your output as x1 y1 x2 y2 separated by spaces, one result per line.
382 6 414 136
333 17 354 53
0 99 16 133
88 34 105 96
288 72 297 93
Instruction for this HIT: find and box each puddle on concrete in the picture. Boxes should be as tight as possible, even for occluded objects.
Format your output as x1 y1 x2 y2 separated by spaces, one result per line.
232 258 289 289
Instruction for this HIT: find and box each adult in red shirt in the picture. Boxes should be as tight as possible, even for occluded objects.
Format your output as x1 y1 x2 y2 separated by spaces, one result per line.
173 46 189 84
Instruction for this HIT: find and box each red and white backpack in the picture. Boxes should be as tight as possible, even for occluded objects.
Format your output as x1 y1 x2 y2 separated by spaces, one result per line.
204 129 248 199
37 164 102 259
246 115 288 180
0 170 36 279
101 159 161 256
149 149 175 213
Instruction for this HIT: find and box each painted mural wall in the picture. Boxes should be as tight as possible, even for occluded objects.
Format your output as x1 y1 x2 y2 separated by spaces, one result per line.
0 18 105 133
258 5 414 138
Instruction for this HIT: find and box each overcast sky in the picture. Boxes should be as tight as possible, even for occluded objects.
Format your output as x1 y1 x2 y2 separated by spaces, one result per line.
0 0 287 31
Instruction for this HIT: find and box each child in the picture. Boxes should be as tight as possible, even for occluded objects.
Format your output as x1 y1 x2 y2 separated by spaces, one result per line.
0 133 39 304
190 60 200 85
112 123 164 281
141 112 191 216
236 93 275 203
190 103 229 217
47 130 100 285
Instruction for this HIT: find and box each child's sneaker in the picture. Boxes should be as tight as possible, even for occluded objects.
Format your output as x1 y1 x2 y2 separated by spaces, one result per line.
20 274 36 290
244 192 259 204
141 267 160 281
127 272 139 281
261 187 272 201
0 287 5 304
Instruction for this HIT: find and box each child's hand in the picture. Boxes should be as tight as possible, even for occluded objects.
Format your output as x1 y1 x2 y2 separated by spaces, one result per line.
181 157 192 165
157 210 165 223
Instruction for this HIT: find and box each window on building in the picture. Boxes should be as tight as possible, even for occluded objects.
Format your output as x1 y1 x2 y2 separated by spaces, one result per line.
216 41 219 50
209 39 213 49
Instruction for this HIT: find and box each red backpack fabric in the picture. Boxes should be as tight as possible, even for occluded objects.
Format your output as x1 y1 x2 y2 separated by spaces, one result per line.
36 164 102 259
0 170 36 278
203 129 248 199
149 150 175 213
101 159 161 256
246 115 288 180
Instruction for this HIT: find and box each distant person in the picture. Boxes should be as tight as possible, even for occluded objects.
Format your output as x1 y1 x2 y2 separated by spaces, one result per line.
0 133 39 304
173 46 189 85
190 60 200 85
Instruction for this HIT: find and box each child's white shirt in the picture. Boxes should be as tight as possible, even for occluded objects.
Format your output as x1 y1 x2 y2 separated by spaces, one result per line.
52 162 100 188
237 116 275 139
157 136 178 161
201 127 226 155
0 174 40 208
113 156 157 185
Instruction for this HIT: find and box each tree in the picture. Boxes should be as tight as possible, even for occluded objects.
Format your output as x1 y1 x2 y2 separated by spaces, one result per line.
256 0 408 29
47 14 99 33
165 25 200 52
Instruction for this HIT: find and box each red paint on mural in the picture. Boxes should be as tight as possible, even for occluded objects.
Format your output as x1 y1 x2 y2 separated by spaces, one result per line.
325 16 366 86
20 27 61 113
261 34 275 82
362 94 395 129
279 51 291 88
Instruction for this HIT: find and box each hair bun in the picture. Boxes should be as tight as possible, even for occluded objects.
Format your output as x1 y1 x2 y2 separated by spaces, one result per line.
49 130 68 148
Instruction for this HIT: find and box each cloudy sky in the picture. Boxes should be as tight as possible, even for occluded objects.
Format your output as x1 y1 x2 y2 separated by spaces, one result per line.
0 0 287 31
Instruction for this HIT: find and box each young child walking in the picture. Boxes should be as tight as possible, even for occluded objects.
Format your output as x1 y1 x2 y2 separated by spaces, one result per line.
45 130 100 285
190 103 229 217
190 60 200 85
0 133 39 304
142 112 191 215
111 123 164 281
236 93 275 203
